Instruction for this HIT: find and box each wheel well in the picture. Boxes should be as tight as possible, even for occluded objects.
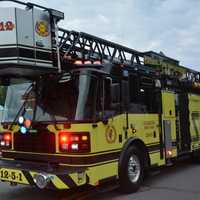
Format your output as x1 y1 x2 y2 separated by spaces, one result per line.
129 139 150 170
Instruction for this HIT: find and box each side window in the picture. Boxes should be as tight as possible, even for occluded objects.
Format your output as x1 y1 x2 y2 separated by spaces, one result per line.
96 76 129 119
129 74 159 113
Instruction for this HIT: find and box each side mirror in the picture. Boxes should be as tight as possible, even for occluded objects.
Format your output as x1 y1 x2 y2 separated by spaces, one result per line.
111 83 120 104
121 80 129 108
104 78 120 111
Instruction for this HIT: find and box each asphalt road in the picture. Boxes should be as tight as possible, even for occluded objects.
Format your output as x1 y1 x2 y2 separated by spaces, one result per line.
0 159 200 200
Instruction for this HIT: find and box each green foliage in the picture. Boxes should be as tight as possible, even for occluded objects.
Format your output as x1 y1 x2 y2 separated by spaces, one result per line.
0 86 7 106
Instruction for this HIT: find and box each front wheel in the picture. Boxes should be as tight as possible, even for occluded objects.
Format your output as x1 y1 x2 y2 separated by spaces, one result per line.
119 146 145 193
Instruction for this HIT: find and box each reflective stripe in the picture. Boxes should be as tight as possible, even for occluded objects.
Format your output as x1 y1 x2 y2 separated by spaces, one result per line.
57 174 77 188
22 170 35 185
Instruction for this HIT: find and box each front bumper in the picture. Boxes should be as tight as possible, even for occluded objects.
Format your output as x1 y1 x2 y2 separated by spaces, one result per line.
0 159 87 189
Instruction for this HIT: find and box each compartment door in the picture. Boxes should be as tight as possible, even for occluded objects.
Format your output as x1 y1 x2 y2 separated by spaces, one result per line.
162 91 176 158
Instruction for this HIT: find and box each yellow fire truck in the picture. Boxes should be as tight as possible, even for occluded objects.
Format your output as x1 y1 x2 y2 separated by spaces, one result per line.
0 0 200 193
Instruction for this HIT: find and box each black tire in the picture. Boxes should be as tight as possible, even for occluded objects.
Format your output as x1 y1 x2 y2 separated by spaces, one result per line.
119 146 145 193
192 151 200 163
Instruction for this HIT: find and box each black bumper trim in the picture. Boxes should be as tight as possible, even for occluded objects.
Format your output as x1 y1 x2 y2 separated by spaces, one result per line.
0 47 52 61
2 151 120 166
0 159 85 175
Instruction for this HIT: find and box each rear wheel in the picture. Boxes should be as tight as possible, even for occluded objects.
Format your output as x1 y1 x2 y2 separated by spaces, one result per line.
119 146 145 193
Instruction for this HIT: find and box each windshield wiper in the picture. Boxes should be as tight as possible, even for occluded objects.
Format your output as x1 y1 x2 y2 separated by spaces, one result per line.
9 83 34 130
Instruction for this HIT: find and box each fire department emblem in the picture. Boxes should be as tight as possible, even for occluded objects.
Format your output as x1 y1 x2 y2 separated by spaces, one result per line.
35 20 50 37
105 126 117 144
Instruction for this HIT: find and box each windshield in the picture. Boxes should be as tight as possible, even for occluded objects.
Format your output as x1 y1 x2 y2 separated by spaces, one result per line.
2 72 98 123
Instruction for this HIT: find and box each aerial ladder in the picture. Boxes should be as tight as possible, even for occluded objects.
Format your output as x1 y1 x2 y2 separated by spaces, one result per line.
57 29 200 89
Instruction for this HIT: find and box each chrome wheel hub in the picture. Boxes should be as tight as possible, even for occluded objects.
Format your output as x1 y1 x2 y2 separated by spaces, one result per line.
128 154 141 183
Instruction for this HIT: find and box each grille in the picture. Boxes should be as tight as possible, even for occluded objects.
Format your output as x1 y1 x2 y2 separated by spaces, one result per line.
14 131 56 154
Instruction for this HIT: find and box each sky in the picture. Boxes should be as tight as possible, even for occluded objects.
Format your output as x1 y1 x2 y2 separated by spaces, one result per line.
1 0 200 71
